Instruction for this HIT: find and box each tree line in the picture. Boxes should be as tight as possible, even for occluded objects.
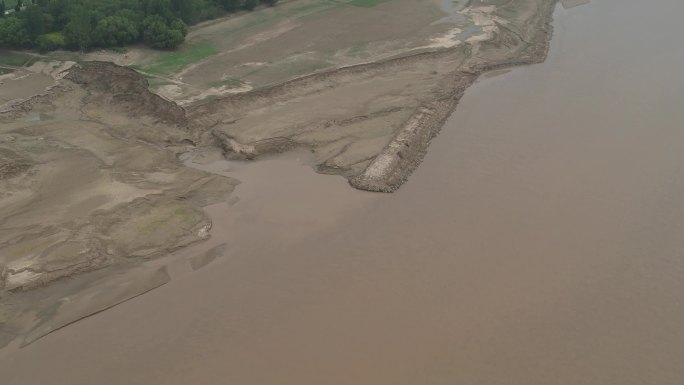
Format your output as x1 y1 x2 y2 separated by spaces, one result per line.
0 0 278 52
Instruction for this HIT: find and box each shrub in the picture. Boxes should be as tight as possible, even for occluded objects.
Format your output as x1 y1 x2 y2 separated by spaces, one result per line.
142 15 186 49
93 16 139 47
0 16 31 48
36 31 65 52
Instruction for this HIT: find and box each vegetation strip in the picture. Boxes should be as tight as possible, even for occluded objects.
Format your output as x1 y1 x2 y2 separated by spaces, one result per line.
0 0 278 51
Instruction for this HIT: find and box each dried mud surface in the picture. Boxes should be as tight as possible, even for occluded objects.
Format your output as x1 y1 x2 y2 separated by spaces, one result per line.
0 0 558 346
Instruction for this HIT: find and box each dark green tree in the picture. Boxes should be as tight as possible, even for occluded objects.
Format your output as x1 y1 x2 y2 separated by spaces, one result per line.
0 16 30 47
144 0 173 18
93 15 139 47
114 9 143 26
170 0 196 23
142 15 185 49
243 0 257 11
221 0 242 13
0 0 279 51
46 0 72 30
24 4 46 40
36 32 66 52
64 6 93 51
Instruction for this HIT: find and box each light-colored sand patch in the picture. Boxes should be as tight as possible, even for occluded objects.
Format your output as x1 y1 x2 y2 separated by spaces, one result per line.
26 61 76 80
424 27 463 49
4 270 42 292
179 83 253 106
461 5 499 26
0 70 57 108
83 49 149 67
561 0 591 9
459 5 510 45
157 84 184 100
465 25 500 44
241 62 268 67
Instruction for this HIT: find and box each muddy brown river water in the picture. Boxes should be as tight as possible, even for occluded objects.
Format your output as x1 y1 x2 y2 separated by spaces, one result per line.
3 0 684 383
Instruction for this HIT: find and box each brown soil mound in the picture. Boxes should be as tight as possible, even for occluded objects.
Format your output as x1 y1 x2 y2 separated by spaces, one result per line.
0 149 31 180
65 61 188 127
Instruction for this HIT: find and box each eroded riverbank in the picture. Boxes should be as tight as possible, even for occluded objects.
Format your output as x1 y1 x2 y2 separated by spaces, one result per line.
1 0 560 345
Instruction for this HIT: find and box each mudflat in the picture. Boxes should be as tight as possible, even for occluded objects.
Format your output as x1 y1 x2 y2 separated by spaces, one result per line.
0 61 239 345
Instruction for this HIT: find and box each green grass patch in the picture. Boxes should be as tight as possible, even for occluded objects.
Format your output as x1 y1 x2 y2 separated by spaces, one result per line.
348 0 391 7
0 52 40 67
128 65 161 84
225 0 340 37
286 0 339 15
5 0 18 9
146 75 169 85
143 43 218 75
186 95 219 107
346 42 371 58
0 67 14 75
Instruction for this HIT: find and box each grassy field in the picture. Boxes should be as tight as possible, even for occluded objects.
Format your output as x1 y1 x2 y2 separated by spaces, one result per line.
5 0 18 9
0 52 40 67
348 0 392 8
141 44 218 75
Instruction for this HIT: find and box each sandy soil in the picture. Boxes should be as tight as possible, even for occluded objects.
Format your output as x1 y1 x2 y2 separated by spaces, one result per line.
0 62 238 344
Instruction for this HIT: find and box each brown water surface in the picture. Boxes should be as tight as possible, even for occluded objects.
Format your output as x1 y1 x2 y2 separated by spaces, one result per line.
3 0 684 383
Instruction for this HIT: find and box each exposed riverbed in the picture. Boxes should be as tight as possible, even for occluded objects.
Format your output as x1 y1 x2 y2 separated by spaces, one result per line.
2 0 684 384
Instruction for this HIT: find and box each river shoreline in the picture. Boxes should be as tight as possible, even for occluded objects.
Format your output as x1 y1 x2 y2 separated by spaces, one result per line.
1 0 562 347
351 0 559 191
